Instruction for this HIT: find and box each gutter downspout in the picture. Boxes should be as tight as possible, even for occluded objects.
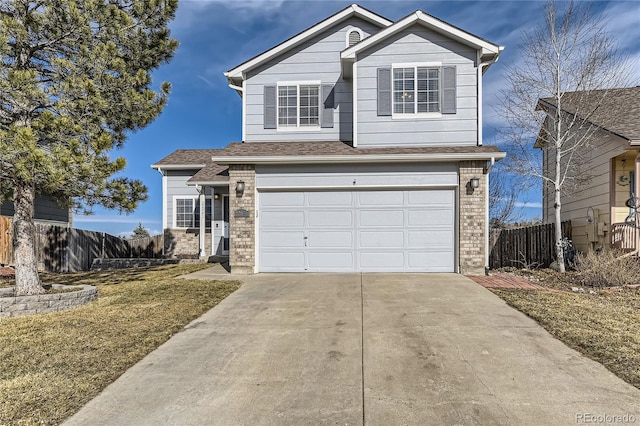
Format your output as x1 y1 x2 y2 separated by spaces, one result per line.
635 151 640 256
485 157 496 274
196 185 206 259
476 51 502 147
153 167 167 256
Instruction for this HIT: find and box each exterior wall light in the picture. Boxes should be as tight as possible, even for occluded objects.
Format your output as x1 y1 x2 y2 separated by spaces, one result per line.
213 193 220 200
470 177 480 189
235 180 245 195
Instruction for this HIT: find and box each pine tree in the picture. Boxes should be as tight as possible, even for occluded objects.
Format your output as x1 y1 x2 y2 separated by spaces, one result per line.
0 0 178 295
132 222 150 239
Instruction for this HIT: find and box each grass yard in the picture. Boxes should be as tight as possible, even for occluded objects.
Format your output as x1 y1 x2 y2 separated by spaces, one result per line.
0 264 241 425
494 286 640 389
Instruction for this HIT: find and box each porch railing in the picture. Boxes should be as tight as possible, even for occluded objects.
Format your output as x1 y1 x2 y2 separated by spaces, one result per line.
611 223 638 251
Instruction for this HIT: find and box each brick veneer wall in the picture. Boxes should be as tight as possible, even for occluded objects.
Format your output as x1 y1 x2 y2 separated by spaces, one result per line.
229 165 255 274
164 228 212 258
459 161 487 275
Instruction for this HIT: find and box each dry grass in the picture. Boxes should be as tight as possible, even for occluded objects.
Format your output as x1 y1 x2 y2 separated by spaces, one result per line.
0 264 240 425
494 286 640 389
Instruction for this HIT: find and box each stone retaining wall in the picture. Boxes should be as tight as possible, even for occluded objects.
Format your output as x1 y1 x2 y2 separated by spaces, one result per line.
0 284 97 318
90 258 180 271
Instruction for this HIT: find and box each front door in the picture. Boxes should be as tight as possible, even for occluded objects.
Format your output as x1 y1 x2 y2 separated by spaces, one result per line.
222 195 229 255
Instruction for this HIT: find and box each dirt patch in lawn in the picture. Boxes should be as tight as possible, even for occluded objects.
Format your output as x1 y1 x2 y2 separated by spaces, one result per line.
0 264 240 425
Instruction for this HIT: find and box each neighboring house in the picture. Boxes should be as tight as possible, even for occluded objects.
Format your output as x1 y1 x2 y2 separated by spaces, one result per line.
0 195 71 226
537 86 640 254
153 4 506 274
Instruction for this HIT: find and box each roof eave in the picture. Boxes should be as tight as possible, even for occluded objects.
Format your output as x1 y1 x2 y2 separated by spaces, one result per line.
341 10 501 62
151 164 206 170
211 152 506 165
225 4 392 80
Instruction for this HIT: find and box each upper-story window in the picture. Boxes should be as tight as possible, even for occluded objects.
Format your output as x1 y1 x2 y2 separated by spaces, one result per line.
277 83 320 128
377 64 457 118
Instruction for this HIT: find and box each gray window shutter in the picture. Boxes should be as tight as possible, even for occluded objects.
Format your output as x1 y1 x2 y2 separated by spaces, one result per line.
321 84 334 128
264 85 277 129
377 67 392 116
442 66 457 114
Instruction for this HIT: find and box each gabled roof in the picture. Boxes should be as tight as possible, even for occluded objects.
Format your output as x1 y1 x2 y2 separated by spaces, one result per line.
224 4 392 82
537 86 640 144
341 10 503 65
211 141 505 165
187 163 229 185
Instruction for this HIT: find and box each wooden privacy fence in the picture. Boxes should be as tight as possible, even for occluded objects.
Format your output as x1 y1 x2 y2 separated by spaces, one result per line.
489 221 572 269
0 216 163 272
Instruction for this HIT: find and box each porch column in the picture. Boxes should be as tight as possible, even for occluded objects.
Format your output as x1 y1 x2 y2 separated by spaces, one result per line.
198 186 206 258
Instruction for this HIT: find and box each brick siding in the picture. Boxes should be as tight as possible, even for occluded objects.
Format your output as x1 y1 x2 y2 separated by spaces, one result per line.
229 165 256 274
459 161 487 275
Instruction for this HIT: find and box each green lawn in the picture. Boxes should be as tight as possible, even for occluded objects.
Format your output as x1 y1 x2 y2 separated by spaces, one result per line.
0 264 240 425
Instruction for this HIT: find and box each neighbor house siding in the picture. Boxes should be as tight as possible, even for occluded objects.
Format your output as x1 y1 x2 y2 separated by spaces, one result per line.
355 25 478 147
543 129 628 252
244 18 381 143
0 195 70 224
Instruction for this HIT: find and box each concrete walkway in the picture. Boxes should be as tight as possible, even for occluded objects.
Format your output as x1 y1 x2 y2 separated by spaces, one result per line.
65 273 640 425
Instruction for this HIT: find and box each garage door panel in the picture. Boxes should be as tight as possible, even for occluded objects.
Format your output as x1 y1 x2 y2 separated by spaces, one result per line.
261 231 304 248
308 231 353 248
360 252 405 270
408 251 455 270
408 230 454 248
408 190 454 205
359 191 404 206
309 252 353 270
360 210 404 227
359 231 404 248
308 210 353 227
308 191 352 206
407 209 453 226
261 211 305 227
261 192 304 207
261 251 305 269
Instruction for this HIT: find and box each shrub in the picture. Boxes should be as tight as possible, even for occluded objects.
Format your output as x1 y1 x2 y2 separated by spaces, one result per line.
575 249 640 287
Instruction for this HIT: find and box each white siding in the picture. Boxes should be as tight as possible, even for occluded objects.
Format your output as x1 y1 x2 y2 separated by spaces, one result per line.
244 18 382 142
165 170 227 228
355 25 478 147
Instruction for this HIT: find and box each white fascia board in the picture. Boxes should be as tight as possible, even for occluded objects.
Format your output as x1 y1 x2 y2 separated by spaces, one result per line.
225 5 392 80
150 164 206 170
342 11 501 61
186 181 230 186
211 152 506 165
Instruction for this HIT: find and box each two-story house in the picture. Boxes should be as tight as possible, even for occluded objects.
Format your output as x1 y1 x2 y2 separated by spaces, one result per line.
152 4 505 274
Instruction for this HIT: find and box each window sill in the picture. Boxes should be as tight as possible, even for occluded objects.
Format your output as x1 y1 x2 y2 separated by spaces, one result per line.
391 113 442 120
276 126 322 132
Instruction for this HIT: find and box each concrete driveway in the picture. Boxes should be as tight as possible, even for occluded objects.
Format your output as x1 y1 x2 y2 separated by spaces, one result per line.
65 273 640 425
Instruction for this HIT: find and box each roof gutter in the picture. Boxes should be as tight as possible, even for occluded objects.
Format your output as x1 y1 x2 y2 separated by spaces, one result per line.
150 164 206 170
211 152 506 165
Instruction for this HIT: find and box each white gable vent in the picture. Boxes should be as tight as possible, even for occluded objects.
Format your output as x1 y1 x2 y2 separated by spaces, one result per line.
347 28 363 47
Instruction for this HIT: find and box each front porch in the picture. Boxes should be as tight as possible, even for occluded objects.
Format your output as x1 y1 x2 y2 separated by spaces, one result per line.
609 151 639 253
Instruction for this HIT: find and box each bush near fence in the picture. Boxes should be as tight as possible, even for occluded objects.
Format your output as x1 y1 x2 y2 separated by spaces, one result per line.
489 221 572 269
0 216 163 272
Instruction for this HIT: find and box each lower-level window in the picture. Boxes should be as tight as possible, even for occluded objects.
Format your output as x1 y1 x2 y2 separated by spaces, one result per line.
175 198 212 228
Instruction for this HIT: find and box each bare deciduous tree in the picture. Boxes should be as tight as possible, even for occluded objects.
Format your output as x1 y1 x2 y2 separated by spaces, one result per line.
489 170 521 228
497 0 634 272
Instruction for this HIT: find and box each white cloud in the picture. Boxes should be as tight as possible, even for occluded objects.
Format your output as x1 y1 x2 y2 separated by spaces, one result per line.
515 201 543 209
74 215 161 225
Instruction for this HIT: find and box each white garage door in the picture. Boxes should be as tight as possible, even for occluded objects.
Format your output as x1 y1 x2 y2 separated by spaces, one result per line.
258 189 455 272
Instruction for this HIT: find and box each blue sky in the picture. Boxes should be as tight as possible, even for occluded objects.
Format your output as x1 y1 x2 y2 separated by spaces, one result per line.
74 0 640 237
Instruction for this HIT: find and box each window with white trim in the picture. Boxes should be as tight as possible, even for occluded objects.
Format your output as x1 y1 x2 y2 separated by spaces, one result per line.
393 65 440 115
174 198 212 228
277 83 320 128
